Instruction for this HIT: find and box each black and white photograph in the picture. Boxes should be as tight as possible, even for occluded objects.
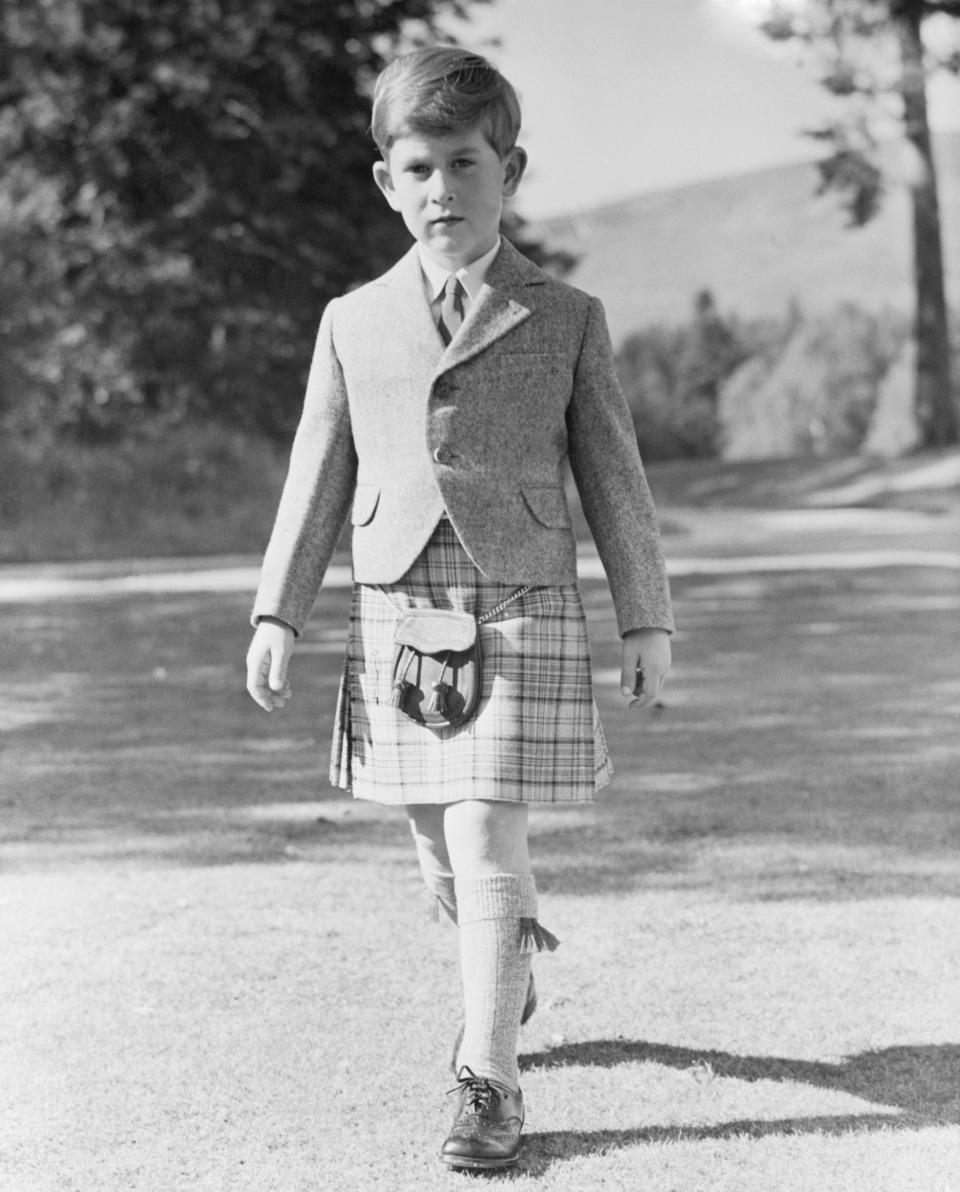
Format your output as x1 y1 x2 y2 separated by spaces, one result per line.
2 1 959 1187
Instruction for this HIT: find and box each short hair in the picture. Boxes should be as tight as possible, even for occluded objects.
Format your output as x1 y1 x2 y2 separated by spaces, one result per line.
371 46 521 158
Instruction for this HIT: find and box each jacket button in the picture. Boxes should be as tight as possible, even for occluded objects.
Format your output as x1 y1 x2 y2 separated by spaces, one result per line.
433 446 453 464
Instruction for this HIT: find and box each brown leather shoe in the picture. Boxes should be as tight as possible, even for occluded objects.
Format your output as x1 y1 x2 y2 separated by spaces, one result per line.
440 1067 525 1170
449 972 537 1074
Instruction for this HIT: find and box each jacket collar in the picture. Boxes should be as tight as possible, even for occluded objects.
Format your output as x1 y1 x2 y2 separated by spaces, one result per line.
450 237 545 367
379 237 546 375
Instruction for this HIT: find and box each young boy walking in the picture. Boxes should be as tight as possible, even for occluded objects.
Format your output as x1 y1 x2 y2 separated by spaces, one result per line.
246 45 673 1170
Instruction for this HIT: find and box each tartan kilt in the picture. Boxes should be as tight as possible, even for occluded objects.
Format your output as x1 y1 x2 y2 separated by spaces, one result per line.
330 519 612 804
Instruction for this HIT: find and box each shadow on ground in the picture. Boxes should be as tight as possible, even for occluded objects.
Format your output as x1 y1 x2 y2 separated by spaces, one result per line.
2 565 959 900
510 1041 960 1176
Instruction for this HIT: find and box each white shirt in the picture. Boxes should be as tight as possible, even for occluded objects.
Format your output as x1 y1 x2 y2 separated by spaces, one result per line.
418 239 501 321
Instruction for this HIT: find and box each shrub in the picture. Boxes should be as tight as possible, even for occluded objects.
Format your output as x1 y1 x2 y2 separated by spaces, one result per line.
616 290 747 461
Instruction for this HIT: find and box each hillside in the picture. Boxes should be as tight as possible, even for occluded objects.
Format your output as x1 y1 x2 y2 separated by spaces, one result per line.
533 132 960 346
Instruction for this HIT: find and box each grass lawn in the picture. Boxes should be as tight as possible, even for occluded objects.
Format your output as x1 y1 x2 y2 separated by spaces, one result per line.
1 465 959 1190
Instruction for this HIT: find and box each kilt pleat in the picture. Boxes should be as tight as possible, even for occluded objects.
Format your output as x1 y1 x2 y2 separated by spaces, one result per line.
329 519 612 804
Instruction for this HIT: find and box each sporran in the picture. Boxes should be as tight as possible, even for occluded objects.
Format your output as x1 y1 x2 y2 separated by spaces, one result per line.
383 586 532 729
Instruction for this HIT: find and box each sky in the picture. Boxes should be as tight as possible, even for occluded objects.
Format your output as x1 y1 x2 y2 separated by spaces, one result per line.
440 0 960 219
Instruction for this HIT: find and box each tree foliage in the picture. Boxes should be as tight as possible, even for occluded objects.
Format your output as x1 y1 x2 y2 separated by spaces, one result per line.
762 0 960 219
759 0 959 445
0 0 492 440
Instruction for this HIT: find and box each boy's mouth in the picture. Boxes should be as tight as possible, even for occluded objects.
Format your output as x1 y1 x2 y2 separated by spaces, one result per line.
432 216 463 226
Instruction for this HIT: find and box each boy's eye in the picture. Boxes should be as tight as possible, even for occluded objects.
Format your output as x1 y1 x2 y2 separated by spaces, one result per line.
452 158 475 169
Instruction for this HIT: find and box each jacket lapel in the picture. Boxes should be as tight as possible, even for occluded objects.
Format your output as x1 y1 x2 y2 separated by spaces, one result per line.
376 239 547 380
379 245 447 371
436 238 546 375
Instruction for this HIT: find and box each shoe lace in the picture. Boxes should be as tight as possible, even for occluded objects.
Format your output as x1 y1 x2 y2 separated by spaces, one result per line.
447 1066 503 1113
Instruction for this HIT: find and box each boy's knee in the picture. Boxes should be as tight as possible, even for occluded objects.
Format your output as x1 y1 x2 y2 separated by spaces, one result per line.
407 804 449 862
444 800 530 876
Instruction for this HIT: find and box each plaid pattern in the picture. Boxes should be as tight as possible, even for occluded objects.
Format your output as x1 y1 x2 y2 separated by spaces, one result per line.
330 519 612 804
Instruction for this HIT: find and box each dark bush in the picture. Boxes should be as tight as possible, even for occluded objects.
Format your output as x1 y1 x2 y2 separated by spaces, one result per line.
616 290 747 461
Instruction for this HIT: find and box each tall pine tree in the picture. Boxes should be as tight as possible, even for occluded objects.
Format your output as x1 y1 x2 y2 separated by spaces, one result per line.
761 0 959 446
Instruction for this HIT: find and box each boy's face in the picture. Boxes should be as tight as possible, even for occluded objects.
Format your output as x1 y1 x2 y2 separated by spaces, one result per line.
373 127 526 271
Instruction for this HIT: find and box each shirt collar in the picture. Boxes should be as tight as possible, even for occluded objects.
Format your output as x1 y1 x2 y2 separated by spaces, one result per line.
418 238 502 304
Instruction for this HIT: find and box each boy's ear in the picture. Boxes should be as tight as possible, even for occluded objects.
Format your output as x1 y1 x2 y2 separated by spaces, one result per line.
372 159 402 211
502 147 527 199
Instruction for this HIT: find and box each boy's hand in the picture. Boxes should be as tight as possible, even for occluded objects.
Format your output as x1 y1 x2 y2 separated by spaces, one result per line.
620 629 671 710
246 620 295 712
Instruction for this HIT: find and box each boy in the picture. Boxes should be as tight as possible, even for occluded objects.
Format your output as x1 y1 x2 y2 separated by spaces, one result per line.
247 46 672 1170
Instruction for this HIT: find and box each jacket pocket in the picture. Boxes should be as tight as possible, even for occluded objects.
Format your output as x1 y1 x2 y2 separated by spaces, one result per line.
352 484 380 526
521 484 572 529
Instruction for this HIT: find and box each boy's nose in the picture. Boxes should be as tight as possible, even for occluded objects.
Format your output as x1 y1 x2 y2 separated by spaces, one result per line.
430 171 455 202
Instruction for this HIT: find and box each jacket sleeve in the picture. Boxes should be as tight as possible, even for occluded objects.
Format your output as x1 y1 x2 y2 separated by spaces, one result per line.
251 300 358 635
567 297 674 637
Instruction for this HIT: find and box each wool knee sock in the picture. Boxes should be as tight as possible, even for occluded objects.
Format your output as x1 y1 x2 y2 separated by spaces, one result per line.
454 873 558 1091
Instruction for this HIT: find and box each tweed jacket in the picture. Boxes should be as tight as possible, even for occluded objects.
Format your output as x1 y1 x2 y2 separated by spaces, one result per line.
252 237 674 638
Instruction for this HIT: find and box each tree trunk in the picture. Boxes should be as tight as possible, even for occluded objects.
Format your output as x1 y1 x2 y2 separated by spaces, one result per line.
896 0 957 446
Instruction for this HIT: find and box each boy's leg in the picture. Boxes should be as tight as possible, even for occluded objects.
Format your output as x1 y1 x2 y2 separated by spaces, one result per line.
443 801 556 1091
406 803 458 923
408 802 538 1084
444 800 531 881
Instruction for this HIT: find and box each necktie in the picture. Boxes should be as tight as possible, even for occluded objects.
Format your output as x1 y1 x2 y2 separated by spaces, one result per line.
436 275 466 346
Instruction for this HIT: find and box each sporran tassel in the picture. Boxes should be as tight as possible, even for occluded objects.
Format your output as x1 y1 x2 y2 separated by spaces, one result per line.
390 678 414 708
390 648 414 708
427 680 452 717
519 917 560 954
